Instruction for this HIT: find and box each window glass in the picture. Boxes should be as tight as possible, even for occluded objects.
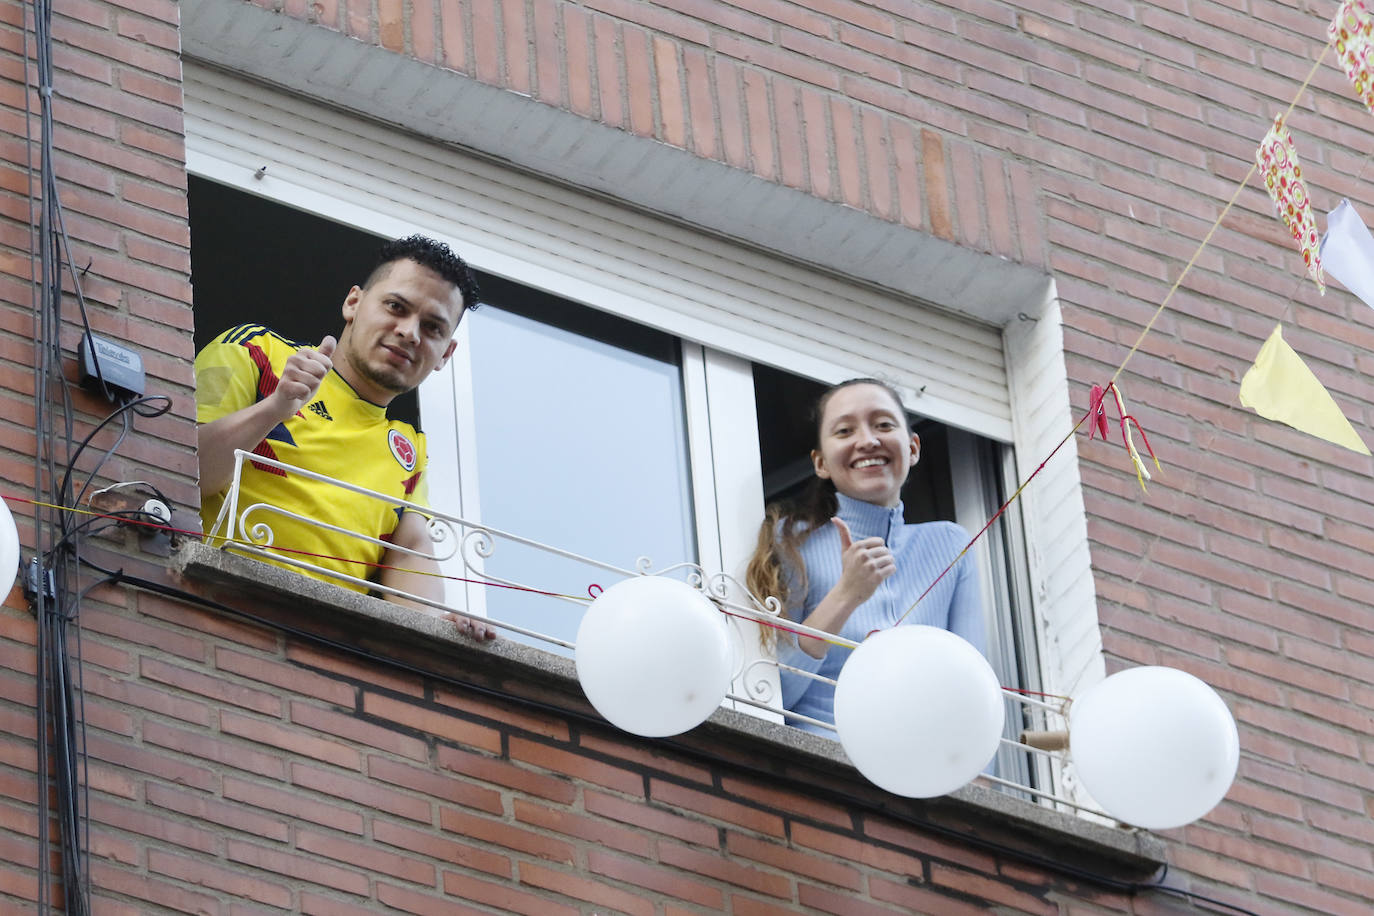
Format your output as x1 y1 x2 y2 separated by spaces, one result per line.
463 290 697 653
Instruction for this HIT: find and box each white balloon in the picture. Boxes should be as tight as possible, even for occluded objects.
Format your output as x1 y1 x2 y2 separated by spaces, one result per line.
834 626 1004 798
1070 666 1239 830
575 576 732 738
0 496 17 597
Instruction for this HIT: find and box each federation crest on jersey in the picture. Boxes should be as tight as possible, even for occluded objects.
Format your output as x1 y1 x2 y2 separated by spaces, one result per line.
388 429 417 471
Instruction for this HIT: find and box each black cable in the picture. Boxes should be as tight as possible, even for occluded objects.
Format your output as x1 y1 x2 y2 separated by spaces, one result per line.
29 0 95 905
130 397 171 418
68 589 93 909
46 605 83 902
76 571 122 604
30 0 57 905
56 396 172 538
43 509 163 562
52 186 114 405
68 412 130 530
1145 884 1264 916
73 398 170 513
86 561 1261 916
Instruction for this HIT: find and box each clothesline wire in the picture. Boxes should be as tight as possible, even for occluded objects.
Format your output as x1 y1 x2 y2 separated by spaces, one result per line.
8 492 1071 693
8 494 885 655
1117 46 1374 606
894 39 1336 628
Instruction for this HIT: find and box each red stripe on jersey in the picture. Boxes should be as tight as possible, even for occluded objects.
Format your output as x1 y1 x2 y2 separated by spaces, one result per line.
402 471 423 496
250 441 288 476
245 342 280 400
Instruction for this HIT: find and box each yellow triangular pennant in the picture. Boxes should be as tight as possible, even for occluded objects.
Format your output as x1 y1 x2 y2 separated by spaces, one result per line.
1239 325 1371 455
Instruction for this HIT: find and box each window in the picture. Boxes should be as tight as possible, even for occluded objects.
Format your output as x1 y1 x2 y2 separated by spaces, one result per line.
190 177 1040 747
189 179 758 667
420 276 698 652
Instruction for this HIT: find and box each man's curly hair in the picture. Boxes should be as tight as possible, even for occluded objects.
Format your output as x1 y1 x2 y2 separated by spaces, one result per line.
365 234 480 311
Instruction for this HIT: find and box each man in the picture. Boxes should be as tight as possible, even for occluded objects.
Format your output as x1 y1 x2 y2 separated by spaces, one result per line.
196 235 494 638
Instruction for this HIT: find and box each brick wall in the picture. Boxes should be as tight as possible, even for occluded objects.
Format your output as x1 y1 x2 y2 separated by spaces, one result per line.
2 573 1179 914
278 3 1374 907
3 0 1373 912
250 0 1044 266
0 0 196 521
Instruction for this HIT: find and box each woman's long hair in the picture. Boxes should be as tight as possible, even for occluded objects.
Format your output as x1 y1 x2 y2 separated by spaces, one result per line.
745 378 907 648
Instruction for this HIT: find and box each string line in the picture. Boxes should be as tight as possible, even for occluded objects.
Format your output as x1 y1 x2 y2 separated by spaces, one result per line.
894 388 1104 626
8 492 1040 670
895 38 1337 627
5 494 593 602
1116 94 1374 624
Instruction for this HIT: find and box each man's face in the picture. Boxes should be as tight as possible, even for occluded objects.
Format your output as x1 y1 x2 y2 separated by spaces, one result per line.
336 258 465 405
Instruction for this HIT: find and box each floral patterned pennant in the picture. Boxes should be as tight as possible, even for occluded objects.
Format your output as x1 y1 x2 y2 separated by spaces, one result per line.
1255 115 1324 294
1329 0 1374 118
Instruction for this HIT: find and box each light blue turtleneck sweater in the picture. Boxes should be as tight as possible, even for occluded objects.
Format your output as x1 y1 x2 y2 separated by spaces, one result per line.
777 492 987 733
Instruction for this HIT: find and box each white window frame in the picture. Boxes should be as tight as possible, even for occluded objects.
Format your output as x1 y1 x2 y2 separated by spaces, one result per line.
416 312 780 707
183 66 1104 769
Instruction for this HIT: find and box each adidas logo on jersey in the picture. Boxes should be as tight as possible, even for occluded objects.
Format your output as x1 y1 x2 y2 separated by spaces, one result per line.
307 400 333 421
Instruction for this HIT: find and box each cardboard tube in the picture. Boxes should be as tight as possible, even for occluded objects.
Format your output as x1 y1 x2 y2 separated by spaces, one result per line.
1019 729 1069 751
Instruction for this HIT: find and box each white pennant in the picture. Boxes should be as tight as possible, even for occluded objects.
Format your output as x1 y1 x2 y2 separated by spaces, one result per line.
1320 199 1374 310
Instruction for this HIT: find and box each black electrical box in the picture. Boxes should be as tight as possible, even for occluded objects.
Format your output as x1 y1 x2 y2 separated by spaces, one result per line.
77 333 145 401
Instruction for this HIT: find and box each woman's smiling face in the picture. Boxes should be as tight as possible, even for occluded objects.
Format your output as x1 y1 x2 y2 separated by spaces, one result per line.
811 382 920 508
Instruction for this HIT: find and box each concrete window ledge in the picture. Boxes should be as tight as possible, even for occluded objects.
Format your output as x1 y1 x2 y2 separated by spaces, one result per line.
174 540 1167 882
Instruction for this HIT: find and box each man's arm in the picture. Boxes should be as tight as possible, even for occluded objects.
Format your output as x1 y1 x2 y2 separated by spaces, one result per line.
197 337 336 497
197 397 298 497
379 511 497 639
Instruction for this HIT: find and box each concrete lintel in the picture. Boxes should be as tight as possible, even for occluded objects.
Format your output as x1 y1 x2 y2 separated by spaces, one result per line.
181 0 1052 326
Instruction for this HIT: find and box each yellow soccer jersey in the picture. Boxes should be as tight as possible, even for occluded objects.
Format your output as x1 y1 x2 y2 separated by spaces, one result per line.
196 325 431 592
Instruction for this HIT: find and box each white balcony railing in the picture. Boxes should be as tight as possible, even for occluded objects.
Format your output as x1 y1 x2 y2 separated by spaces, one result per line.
208 449 1090 815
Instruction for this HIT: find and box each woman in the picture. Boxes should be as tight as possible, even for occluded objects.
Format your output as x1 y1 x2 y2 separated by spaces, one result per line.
746 378 987 733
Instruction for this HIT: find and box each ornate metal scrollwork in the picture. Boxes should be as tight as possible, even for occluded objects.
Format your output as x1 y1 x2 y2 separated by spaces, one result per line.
740 657 778 703
460 526 496 571
238 503 277 547
707 572 782 618
417 516 459 561
403 519 458 563
638 561 711 592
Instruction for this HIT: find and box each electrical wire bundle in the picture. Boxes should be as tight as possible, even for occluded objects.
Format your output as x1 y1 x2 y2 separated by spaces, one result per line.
29 0 87 906
25 0 172 910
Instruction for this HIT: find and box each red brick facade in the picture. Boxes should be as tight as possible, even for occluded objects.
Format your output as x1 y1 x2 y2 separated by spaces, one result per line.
5 565 1181 914
3 0 1373 913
